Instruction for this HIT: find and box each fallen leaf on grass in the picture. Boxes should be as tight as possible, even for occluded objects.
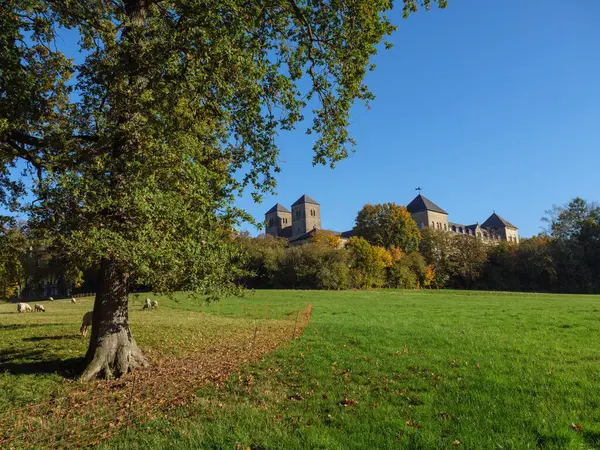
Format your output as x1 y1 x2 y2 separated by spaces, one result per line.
288 392 304 401
453 439 461 445
571 423 583 432
405 419 420 428
339 398 357 407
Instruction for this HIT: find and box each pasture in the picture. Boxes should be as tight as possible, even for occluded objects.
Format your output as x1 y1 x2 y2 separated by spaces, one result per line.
1 290 599 449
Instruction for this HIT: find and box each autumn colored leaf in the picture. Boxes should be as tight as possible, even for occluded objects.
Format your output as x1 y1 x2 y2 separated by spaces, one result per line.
405 419 420 428
339 398 357 407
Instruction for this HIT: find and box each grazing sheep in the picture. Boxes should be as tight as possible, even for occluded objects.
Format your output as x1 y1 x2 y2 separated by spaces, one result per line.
71 297 77 303
80 311 93 337
17 303 32 313
34 304 46 312
48 297 54 302
143 298 151 310
150 299 158 309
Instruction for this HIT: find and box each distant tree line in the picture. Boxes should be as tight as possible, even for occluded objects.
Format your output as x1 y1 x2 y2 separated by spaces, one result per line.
236 198 600 293
1 197 597 298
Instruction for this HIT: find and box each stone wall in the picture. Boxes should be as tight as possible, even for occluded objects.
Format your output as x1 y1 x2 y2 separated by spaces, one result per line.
291 203 321 237
265 210 292 237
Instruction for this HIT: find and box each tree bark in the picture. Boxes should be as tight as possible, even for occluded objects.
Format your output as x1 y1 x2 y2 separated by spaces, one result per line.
81 259 147 381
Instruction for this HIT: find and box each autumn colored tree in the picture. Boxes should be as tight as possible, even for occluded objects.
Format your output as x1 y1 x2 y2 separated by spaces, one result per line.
1 0 447 379
388 251 427 289
311 230 342 249
419 227 455 287
354 203 421 252
346 236 391 288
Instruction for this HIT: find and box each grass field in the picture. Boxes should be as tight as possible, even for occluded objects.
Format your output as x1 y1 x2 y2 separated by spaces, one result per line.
1 290 599 449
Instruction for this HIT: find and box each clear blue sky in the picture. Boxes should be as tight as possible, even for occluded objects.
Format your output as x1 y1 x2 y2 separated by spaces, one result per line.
237 0 600 238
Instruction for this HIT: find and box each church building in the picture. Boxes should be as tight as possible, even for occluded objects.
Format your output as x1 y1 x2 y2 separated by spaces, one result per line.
406 194 519 243
265 193 519 245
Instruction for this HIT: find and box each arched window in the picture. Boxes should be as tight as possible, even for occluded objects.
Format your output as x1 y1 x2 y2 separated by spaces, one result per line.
443 224 447 231
431 221 435 228
268 218 273 227
458 227 463 233
452 225 456 232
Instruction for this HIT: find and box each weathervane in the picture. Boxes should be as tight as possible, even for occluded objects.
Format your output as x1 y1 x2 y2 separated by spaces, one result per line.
415 187 423 193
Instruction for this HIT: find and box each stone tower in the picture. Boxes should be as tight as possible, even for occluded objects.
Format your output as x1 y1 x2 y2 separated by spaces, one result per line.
291 194 321 237
265 203 292 237
406 194 449 231
481 212 520 243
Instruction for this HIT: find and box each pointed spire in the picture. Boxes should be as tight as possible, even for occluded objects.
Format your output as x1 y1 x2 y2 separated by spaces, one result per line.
266 203 291 214
406 194 448 215
292 194 319 206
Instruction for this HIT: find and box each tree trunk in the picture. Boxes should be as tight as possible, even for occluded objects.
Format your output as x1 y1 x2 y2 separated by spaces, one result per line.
81 259 147 381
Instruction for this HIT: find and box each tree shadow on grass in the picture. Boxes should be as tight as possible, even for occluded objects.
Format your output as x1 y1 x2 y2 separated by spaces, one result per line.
0 348 86 378
0 323 69 331
583 430 600 447
22 335 81 342
0 356 86 378
536 434 571 448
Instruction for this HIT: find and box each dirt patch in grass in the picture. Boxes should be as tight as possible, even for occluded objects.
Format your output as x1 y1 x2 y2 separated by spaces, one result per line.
0 316 308 449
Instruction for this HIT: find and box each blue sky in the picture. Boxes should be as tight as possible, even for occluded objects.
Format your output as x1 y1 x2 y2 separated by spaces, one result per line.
10 1 600 238
236 0 600 238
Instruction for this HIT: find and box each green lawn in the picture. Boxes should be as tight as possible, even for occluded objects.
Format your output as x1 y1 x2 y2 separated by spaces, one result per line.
1 290 600 449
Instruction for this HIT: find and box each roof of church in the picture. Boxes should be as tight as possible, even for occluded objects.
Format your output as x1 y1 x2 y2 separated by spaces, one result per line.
406 194 448 215
292 194 319 206
288 228 354 243
266 203 291 214
481 212 517 229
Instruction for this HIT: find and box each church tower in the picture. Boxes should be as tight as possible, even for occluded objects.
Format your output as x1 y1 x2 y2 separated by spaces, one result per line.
291 194 321 237
406 194 449 231
265 203 292 237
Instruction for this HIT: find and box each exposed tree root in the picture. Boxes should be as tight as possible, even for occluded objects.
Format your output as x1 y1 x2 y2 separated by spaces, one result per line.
81 330 148 382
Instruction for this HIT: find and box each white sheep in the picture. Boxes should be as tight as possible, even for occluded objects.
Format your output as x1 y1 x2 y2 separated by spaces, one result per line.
34 304 46 312
71 297 77 303
80 311 93 337
48 297 54 302
150 299 158 309
17 302 32 313
143 298 151 310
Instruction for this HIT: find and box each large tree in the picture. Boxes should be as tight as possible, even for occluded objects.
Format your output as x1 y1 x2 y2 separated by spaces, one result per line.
419 227 454 287
544 198 600 293
354 202 421 252
0 0 445 380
